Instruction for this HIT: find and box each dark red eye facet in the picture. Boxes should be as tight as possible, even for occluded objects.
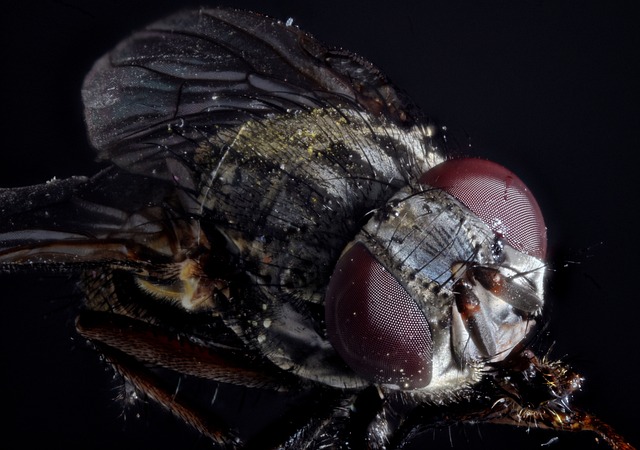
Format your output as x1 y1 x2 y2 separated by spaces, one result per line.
420 158 547 259
325 243 433 389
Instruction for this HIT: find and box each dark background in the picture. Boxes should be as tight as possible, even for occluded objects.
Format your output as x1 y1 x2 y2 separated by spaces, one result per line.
1 1 638 449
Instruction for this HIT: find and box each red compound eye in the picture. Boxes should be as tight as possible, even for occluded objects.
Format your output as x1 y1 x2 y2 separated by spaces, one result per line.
420 158 547 259
325 243 433 390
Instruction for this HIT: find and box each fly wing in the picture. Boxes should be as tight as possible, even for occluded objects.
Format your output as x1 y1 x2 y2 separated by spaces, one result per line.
0 169 181 271
1 8 432 275
81 7 425 181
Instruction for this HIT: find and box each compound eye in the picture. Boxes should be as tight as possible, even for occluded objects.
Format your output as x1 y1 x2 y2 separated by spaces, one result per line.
325 243 432 389
420 158 547 259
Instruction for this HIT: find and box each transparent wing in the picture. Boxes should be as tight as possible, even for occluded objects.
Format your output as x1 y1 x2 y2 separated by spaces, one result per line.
0 169 180 269
82 7 424 180
2 7 428 269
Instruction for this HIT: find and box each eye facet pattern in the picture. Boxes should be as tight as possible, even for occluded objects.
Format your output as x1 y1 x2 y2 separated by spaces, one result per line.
420 158 547 259
325 242 433 390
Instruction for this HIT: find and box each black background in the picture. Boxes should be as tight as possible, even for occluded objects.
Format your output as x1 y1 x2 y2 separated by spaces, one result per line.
1 1 638 449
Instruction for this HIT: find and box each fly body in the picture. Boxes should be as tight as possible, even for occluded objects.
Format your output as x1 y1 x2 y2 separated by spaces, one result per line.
0 8 634 450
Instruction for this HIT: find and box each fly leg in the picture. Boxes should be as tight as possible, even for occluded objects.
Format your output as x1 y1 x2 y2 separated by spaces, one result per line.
389 350 637 450
75 311 299 448
485 350 637 450
90 339 241 448
245 385 391 450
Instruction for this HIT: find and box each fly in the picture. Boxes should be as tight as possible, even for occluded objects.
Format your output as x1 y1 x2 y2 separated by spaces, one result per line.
0 8 634 450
